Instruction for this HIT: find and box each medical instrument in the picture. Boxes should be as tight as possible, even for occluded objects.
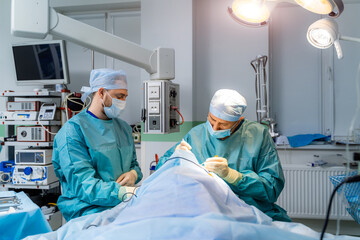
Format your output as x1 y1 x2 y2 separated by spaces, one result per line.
12 164 57 185
15 149 53 165
251 55 279 138
132 124 141 143
0 111 39 121
11 0 178 134
132 133 140 143
307 18 360 59
0 172 11 183
38 103 58 120
0 161 15 173
0 160 13 182
7 101 40 111
4 135 17 142
0 161 13 183
16 126 59 142
149 154 159 175
0 192 21 212
227 0 344 27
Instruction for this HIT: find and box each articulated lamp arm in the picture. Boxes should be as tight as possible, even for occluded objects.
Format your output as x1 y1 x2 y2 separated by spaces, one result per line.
11 0 175 81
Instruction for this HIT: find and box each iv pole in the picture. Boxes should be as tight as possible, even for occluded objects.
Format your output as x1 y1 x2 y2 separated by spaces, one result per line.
251 55 279 138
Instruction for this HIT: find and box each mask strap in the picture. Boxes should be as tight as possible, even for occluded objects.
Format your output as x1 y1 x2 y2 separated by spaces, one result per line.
102 90 112 107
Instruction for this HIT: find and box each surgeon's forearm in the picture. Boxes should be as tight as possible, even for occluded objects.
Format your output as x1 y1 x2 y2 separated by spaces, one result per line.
232 171 282 202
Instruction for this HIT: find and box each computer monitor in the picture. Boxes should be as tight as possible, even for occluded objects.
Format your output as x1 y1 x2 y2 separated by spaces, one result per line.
12 40 70 86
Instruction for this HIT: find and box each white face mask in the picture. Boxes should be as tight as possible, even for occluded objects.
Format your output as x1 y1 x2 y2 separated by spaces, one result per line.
102 91 126 119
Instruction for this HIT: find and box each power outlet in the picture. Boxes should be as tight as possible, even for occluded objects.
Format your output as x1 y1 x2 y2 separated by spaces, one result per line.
149 101 160 114
148 86 160 99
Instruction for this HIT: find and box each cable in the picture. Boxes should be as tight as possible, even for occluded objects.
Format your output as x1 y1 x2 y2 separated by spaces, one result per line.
38 120 58 135
171 106 185 125
320 174 360 240
38 103 58 135
133 123 141 133
175 109 184 125
121 186 139 203
149 160 157 168
163 156 210 175
61 92 92 120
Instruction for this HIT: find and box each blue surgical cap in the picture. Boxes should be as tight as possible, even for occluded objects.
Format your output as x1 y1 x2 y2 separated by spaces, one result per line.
209 89 247 122
81 69 127 102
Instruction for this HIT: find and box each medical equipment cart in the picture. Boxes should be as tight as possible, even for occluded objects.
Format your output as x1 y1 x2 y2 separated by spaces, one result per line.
0 90 63 230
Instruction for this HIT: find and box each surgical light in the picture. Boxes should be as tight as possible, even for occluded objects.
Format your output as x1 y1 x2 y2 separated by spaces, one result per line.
228 0 344 28
228 0 270 27
307 18 360 59
295 0 344 17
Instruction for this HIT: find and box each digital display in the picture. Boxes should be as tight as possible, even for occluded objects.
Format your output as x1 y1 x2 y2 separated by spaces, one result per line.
18 152 35 163
12 43 64 81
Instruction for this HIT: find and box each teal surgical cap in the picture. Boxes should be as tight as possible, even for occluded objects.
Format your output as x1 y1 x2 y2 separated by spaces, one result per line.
209 89 247 122
81 69 127 102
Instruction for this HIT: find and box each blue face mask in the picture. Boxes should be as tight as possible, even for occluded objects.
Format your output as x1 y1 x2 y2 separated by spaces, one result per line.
103 91 126 119
206 120 238 139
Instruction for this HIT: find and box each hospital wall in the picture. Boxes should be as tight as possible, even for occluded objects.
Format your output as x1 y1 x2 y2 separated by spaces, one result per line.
270 3 360 138
140 0 269 177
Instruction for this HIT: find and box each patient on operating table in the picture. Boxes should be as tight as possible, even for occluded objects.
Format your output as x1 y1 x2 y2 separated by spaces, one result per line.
23 144 360 240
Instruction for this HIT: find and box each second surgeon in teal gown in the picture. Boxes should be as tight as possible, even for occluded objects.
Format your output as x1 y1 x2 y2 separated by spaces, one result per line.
156 89 291 222
52 69 142 221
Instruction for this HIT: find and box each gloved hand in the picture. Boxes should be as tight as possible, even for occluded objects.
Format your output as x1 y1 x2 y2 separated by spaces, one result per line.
118 186 138 201
116 170 138 186
175 140 192 152
204 157 242 185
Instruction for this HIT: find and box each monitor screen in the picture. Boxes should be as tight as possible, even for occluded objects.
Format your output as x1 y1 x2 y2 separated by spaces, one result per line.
12 40 70 85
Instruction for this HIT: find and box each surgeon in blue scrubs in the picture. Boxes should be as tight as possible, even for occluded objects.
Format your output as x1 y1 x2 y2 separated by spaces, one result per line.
157 89 290 222
52 69 142 221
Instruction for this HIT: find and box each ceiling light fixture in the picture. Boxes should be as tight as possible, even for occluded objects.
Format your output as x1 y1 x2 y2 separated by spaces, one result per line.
307 18 360 59
228 0 344 28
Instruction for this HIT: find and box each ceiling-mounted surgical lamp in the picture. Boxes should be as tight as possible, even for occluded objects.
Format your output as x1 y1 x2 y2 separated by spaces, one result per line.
295 0 344 17
228 0 270 27
307 18 360 59
228 0 344 28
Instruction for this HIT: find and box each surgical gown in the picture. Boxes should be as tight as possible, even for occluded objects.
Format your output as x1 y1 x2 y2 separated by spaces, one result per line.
52 110 143 221
157 119 290 222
